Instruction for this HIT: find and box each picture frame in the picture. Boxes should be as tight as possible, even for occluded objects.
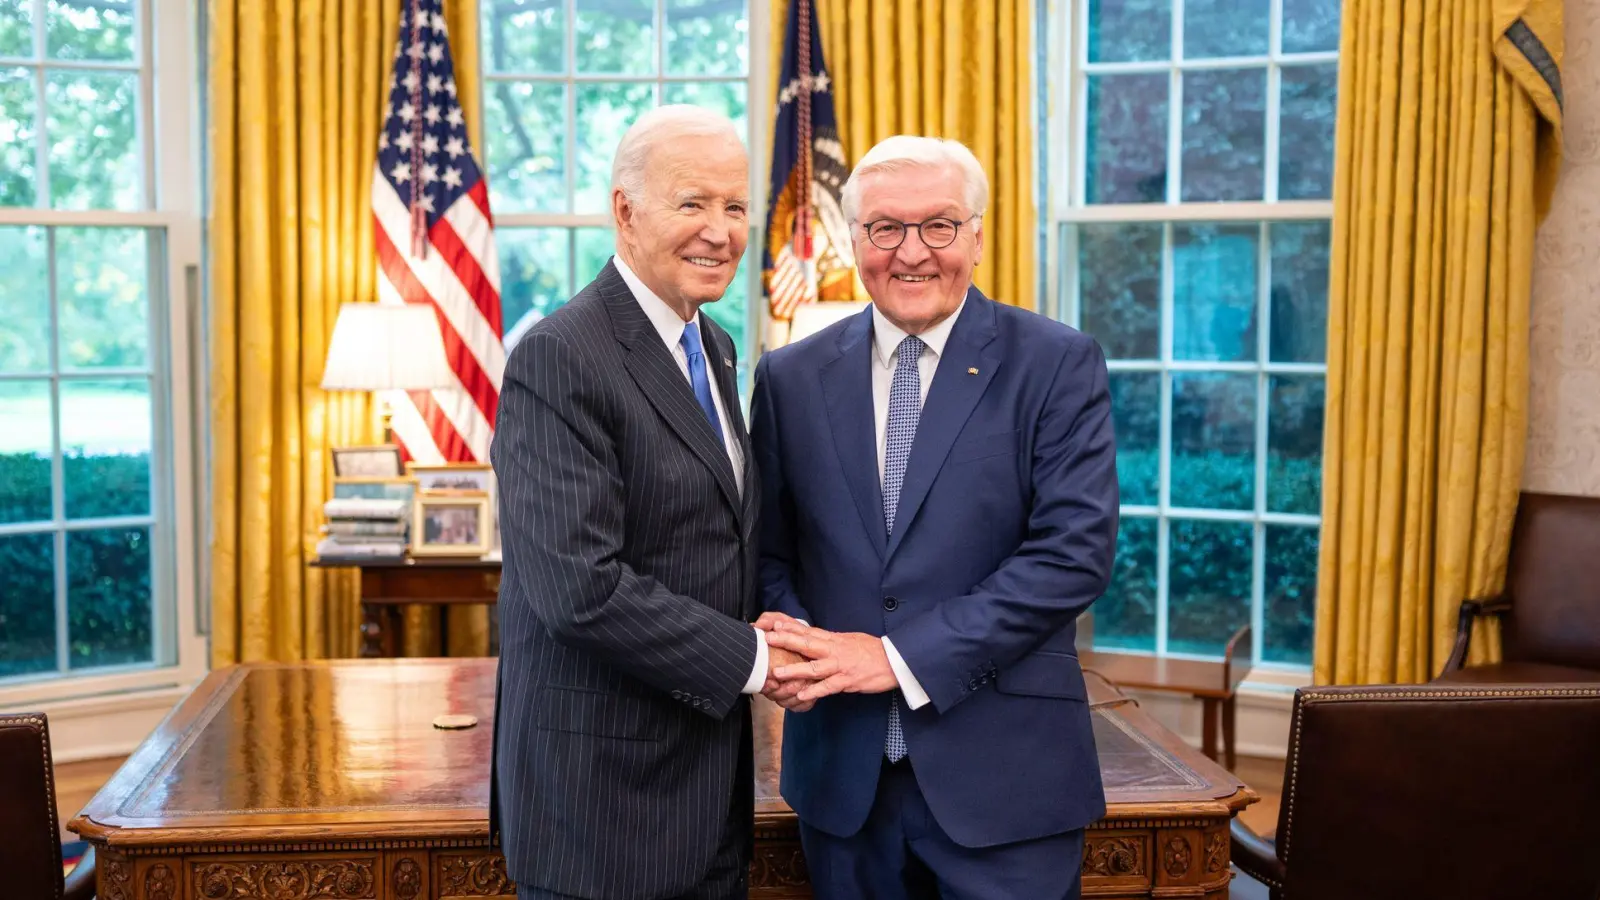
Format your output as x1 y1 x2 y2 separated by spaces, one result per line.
331 476 418 504
331 444 404 478
411 495 493 557
408 462 493 495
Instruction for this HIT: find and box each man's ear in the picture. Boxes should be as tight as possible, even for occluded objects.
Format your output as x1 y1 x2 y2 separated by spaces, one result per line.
972 218 984 268
612 188 634 237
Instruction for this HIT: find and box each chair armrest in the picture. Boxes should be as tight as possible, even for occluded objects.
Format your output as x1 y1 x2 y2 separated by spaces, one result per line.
63 846 95 900
1441 595 1511 673
1230 818 1285 891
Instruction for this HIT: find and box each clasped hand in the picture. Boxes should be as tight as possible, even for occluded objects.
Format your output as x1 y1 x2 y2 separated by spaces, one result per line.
755 613 899 712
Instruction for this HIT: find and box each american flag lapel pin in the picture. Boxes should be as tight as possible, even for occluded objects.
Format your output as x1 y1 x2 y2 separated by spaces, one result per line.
723 359 734 368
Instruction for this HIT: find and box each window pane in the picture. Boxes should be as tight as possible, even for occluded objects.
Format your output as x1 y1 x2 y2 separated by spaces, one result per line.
1173 223 1258 362
1085 74 1168 204
0 532 56 677
0 225 49 372
666 0 748 76
0 0 30 58
1269 221 1329 362
1086 0 1169 63
481 0 565 74
1168 519 1252 656
0 380 52 524
1264 524 1317 664
1077 222 1161 359
661 81 748 145
46 0 134 62
576 0 655 75
1282 0 1340 54
1268 375 1323 515
58 226 148 368
61 378 150 518
575 226 614 285
576 82 655 214
1181 69 1265 202
1278 64 1337 200
483 81 565 213
1093 515 1157 651
67 525 151 669
497 227 570 342
1171 372 1256 510
1109 372 1159 505
1183 0 1268 58
46 69 140 210
0 68 38 206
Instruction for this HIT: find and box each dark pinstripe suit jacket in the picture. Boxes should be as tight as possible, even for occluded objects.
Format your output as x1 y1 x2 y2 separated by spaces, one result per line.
489 260 762 900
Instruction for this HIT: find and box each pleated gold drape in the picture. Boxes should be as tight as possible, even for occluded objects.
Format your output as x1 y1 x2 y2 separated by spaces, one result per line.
210 0 488 665
1313 0 1563 684
769 0 1036 307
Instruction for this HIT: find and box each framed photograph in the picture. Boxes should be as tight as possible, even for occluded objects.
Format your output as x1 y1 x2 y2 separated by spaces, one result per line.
409 462 492 494
331 476 417 503
411 495 493 557
332 444 403 478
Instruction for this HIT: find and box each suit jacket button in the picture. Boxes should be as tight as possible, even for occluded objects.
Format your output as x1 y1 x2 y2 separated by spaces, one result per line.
883 596 899 611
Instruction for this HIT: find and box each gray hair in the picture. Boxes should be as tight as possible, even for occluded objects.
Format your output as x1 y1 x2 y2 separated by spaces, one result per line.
610 105 744 207
840 135 990 225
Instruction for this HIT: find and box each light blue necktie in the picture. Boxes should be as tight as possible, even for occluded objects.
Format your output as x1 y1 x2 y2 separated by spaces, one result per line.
679 321 724 445
883 334 924 763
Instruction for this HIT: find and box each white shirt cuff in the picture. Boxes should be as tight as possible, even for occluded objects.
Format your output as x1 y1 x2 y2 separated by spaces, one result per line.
882 637 931 709
742 626 769 694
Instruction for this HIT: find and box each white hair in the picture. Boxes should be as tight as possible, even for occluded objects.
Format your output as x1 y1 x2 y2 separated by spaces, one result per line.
840 135 990 224
610 104 744 206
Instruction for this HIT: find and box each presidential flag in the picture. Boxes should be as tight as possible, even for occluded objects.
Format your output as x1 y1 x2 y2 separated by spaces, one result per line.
372 0 504 465
764 0 856 329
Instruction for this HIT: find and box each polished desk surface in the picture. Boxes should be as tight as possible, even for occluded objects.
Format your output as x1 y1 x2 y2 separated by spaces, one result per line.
72 659 1254 897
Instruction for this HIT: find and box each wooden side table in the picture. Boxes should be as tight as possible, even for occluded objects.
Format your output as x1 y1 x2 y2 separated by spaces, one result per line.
310 557 501 657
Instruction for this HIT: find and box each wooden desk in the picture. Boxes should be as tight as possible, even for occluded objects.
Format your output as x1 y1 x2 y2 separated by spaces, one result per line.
311 558 501 658
71 659 1255 899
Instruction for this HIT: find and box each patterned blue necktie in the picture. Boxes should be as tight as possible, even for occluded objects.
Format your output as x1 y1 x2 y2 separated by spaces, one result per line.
679 321 724 445
883 334 924 762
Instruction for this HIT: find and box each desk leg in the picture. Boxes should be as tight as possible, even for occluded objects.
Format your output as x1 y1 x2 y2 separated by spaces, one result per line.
1223 696 1237 771
1200 696 1219 763
360 602 384 659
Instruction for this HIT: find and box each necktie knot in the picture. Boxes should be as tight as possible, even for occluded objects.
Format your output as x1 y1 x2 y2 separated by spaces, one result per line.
896 335 925 371
680 320 706 358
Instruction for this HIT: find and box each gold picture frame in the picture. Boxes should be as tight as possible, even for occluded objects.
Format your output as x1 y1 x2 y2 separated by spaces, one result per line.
407 461 493 495
411 495 493 557
331 444 404 478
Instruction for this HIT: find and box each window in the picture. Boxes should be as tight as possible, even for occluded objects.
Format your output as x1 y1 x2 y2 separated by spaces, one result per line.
0 0 204 695
481 0 766 378
1046 0 1340 667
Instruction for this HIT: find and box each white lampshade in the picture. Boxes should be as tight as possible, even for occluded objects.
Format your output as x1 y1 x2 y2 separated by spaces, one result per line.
320 302 458 391
786 301 871 345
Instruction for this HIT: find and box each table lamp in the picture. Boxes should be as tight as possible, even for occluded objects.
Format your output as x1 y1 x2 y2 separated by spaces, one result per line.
320 302 458 444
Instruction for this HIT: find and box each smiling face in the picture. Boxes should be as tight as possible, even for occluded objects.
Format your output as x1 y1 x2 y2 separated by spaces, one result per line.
612 133 749 320
852 163 982 335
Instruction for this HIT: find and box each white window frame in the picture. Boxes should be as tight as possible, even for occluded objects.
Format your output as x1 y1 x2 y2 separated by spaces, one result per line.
1044 0 1335 679
482 0 771 380
0 0 208 714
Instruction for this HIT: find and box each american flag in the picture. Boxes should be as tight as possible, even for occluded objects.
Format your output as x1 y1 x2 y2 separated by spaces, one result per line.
763 0 855 325
372 0 504 465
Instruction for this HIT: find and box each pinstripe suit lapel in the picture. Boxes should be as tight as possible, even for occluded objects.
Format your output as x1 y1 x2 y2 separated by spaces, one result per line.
599 262 744 521
702 323 758 532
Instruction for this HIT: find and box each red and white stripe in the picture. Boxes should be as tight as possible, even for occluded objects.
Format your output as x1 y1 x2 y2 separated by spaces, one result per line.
769 243 817 322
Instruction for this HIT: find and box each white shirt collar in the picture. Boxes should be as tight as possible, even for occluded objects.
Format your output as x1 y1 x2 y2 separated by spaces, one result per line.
613 254 700 352
871 296 967 368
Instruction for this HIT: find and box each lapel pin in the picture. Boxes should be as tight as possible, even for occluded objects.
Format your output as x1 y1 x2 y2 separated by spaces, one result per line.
723 359 733 368
967 367 979 375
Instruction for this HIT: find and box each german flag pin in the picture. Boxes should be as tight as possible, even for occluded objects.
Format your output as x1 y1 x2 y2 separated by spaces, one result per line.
967 367 979 375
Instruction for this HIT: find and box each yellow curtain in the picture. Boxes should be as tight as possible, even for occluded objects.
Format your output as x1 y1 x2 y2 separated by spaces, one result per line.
210 0 489 664
769 0 1036 308
1313 0 1563 684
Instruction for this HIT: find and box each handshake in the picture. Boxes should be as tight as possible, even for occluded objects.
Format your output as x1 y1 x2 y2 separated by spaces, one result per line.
754 612 900 712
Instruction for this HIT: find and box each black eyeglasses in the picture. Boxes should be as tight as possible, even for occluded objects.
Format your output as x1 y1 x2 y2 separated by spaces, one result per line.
859 215 978 251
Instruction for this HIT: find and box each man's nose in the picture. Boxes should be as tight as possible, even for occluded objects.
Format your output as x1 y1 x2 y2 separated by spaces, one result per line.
895 230 932 264
699 209 732 245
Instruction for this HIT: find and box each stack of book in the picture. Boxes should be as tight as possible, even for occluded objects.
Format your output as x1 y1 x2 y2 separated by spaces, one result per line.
316 497 409 561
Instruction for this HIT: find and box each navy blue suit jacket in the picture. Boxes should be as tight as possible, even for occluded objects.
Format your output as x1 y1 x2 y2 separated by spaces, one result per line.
750 289 1118 848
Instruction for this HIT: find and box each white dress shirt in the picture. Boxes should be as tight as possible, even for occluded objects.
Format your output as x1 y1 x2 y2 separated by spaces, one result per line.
870 299 966 711
612 256 767 694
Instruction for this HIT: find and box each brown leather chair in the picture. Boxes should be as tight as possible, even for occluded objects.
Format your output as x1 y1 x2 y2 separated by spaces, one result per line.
1438 491 1600 683
1230 684 1600 900
0 713 96 900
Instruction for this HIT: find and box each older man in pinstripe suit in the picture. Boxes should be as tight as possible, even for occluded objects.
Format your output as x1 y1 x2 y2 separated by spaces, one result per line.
489 105 803 900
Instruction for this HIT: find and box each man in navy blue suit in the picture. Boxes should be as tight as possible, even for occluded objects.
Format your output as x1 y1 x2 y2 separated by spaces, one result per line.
749 135 1119 899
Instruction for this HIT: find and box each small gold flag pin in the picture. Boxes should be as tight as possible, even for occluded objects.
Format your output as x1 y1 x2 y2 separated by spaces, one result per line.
723 359 733 367
967 367 979 375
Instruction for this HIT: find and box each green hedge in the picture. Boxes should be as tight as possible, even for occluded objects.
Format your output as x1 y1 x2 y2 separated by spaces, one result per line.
0 452 153 677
